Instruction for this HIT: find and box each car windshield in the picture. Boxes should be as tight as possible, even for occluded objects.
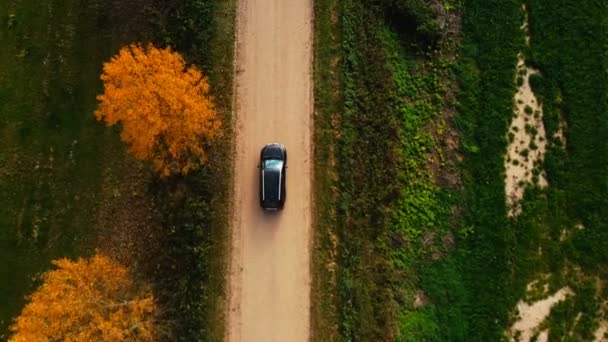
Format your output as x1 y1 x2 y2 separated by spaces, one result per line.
264 159 283 170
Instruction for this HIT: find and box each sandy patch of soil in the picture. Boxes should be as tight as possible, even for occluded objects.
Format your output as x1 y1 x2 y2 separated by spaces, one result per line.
509 287 573 341
536 329 548 342
553 118 567 145
595 321 608 342
504 6 548 216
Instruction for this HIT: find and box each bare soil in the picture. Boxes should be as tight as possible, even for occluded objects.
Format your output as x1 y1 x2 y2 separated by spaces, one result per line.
504 54 548 216
509 287 572 342
227 0 313 341
595 321 608 342
504 7 548 216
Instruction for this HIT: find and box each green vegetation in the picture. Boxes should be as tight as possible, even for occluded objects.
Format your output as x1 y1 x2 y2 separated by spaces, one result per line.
310 0 342 339
449 0 608 339
0 0 234 340
524 0 608 336
335 2 403 338
0 1 129 335
313 0 607 340
455 13 523 336
312 0 462 340
147 1 236 340
526 0 608 263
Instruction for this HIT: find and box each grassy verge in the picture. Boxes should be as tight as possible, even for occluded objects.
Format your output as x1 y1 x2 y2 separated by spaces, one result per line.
144 0 237 340
311 0 342 339
0 0 236 340
311 0 462 340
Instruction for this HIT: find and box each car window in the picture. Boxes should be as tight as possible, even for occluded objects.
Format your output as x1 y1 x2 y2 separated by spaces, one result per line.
264 159 283 169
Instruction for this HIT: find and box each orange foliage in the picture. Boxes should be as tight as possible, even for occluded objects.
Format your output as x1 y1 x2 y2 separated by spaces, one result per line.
95 43 222 176
10 255 156 342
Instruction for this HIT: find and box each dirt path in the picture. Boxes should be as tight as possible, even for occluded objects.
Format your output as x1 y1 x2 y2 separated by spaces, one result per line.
227 0 312 341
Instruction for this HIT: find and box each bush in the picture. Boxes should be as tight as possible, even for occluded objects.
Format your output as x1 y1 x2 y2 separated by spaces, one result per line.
375 0 443 44
397 309 441 342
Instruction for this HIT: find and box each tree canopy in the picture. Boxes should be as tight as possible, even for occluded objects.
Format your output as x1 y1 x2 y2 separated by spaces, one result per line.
96 43 222 176
10 255 156 342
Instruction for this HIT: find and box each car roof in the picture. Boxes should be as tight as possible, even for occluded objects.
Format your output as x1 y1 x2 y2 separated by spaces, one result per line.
262 168 282 201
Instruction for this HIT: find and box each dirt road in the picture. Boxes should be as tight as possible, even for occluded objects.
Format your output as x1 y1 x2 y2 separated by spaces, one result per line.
227 0 312 341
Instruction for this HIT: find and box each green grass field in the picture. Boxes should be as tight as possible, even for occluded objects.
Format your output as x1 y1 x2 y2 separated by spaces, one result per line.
0 1 131 335
0 0 235 340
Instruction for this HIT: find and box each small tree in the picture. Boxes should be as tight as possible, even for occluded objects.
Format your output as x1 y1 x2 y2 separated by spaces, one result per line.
96 43 222 176
10 255 156 342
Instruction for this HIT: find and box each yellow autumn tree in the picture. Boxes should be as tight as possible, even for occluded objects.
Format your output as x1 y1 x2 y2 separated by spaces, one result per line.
10 255 156 342
95 43 222 176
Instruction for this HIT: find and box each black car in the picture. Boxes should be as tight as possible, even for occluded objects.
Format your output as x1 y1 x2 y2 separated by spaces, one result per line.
259 143 287 210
